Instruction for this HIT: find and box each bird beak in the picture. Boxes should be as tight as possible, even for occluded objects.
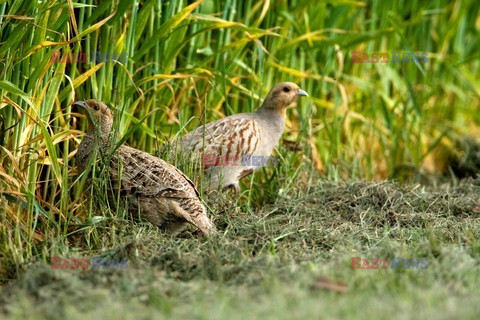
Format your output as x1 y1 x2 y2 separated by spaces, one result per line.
296 89 309 97
72 100 88 110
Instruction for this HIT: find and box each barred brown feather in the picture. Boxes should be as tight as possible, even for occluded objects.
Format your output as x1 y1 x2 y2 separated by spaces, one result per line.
75 99 214 236
175 82 308 192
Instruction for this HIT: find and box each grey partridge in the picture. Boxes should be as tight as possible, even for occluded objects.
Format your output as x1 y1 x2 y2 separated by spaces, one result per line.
172 82 308 192
74 99 214 235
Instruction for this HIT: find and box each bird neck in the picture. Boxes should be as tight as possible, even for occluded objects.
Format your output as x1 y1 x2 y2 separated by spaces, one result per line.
85 121 114 150
256 103 287 123
255 103 287 141
77 119 115 172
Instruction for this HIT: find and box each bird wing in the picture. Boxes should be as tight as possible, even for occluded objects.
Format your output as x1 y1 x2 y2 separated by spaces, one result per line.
176 114 261 163
111 146 212 235
111 145 198 198
171 165 200 197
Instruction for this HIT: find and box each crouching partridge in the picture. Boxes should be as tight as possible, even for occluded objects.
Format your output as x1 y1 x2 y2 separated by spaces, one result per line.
172 82 308 192
74 99 214 236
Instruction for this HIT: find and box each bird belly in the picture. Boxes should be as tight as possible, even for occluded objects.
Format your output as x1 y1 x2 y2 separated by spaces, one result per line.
206 165 244 189
205 160 265 190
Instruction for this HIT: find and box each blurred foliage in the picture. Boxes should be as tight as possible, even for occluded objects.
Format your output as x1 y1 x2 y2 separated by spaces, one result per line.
0 0 479 269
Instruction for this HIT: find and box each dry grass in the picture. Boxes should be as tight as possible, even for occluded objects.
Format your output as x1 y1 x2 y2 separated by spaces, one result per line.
1 178 479 319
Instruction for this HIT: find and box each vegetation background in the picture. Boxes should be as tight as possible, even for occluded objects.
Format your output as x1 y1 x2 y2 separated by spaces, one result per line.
0 0 479 318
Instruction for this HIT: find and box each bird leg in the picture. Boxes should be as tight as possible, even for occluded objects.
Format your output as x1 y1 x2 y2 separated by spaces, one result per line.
232 183 240 194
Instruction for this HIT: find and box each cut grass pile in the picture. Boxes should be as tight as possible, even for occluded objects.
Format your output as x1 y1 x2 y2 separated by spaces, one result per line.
1 178 479 319
2 0 480 266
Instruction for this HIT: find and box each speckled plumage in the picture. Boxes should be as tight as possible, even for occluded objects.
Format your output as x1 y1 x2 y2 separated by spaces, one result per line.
174 82 308 192
75 99 213 235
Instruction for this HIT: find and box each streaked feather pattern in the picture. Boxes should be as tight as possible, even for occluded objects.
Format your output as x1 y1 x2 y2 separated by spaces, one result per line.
75 99 214 236
174 82 308 192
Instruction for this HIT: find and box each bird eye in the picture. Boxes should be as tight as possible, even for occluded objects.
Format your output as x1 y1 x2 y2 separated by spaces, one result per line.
93 105 100 111
283 87 290 93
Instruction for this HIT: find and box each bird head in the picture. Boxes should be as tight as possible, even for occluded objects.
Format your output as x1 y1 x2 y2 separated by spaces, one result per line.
261 82 308 111
73 99 113 135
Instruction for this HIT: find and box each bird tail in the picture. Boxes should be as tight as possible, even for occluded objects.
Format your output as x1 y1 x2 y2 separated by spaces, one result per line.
171 199 215 236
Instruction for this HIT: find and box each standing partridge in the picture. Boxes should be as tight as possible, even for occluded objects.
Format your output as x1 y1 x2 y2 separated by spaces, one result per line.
173 82 308 192
74 99 214 235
